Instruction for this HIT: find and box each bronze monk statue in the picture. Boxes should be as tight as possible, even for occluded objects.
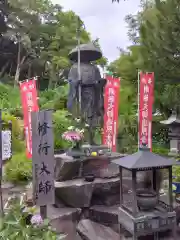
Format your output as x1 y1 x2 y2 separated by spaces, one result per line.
67 43 106 144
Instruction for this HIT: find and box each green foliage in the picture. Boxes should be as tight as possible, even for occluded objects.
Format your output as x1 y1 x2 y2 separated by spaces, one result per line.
152 146 169 156
53 110 71 150
110 0 180 114
39 85 68 110
0 0 106 88
39 86 71 149
173 166 180 182
5 153 32 183
0 200 63 240
2 112 24 153
0 84 21 110
108 0 180 151
0 83 22 117
114 81 138 152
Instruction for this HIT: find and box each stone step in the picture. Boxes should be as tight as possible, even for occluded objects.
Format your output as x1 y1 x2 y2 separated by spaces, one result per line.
89 205 119 225
46 205 81 239
77 219 120 240
55 178 120 208
55 179 94 208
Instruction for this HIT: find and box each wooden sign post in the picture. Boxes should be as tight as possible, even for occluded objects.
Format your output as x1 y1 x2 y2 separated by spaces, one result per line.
31 110 55 219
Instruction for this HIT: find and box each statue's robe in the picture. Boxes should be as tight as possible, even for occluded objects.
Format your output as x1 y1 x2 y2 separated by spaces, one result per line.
67 62 106 127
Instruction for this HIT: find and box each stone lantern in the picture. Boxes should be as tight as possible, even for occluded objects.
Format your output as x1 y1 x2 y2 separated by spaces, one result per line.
160 111 180 156
112 148 177 240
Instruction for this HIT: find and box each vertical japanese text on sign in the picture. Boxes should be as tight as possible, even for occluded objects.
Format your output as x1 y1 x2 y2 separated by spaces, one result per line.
20 79 39 158
32 110 54 206
103 76 120 152
139 72 154 150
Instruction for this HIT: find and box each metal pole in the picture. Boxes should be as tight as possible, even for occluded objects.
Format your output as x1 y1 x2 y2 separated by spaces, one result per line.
137 70 140 150
0 110 4 217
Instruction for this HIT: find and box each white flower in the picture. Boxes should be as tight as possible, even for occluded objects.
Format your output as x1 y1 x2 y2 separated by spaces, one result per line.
75 128 80 132
85 123 89 127
67 126 74 130
75 118 80 122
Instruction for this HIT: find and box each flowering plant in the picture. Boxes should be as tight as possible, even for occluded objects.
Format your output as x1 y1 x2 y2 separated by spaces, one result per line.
62 125 84 142
0 197 64 240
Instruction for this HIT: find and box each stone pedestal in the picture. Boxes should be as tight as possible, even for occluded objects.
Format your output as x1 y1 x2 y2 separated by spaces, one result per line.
54 154 81 181
54 152 126 181
55 179 94 208
160 112 180 156
169 139 180 156
47 205 81 238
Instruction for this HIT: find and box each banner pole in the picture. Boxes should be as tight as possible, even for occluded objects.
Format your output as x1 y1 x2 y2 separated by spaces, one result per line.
137 70 140 150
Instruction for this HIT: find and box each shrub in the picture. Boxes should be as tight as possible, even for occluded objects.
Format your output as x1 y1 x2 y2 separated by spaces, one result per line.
53 110 71 150
0 83 20 110
0 200 63 240
152 146 169 156
2 112 25 153
39 85 68 111
5 153 32 183
173 165 180 182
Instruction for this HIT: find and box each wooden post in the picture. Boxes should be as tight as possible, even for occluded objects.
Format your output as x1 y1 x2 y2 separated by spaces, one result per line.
31 110 55 220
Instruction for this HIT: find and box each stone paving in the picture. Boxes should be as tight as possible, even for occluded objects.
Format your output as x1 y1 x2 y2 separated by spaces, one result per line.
1 181 26 206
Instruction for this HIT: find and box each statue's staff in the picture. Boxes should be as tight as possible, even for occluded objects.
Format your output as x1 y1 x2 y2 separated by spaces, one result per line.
76 17 82 118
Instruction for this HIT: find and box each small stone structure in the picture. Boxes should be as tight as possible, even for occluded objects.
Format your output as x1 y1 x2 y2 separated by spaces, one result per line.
160 111 180 156
112 148 177 240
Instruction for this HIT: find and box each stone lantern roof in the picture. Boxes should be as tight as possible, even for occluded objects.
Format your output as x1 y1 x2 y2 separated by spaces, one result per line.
160 111 180 125
112 148 176 170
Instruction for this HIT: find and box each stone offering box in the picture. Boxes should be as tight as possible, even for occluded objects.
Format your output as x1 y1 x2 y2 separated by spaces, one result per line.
112 148 177 240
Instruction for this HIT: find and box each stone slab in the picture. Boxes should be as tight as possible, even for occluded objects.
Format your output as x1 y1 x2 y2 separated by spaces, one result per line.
62 233 83 240
91 177 131 206
91 193 120 206
77 219 120 240
82 153 124 179
55 179 94 208
55 153 81 181
47 205 81 238
55 178 121 208
89 205 119 225
93 177 119 195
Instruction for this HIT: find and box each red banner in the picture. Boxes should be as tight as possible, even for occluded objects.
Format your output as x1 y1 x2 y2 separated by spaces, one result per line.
139 72 154 150
103 76 120 152
20 79 39 158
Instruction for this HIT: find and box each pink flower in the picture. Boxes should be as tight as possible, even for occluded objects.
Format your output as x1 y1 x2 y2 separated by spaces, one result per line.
62 131 83 142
